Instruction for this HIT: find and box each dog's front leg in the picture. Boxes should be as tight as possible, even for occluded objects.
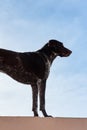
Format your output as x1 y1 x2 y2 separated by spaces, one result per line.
31 84 38 117
39 80 52 117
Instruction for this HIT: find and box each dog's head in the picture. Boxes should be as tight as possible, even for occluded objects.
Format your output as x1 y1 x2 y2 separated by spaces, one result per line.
46 39 72 57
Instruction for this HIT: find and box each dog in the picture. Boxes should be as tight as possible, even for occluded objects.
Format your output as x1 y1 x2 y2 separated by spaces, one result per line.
0 39 72 117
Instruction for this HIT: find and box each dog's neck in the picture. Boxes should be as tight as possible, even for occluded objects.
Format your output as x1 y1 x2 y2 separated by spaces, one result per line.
37 48 57 64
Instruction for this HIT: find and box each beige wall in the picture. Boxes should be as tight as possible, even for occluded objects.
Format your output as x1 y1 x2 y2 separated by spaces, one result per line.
0 117 87 130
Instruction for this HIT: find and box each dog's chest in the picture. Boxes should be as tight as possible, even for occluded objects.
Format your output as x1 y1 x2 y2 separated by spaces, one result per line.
19 52 51 80
43 57 51 79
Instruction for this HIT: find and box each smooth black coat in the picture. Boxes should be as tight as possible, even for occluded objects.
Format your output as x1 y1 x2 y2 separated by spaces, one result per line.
0 39 72 117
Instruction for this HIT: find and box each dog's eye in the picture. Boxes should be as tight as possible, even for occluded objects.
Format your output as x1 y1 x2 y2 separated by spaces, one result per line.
58 45 63 48
59 43 64 48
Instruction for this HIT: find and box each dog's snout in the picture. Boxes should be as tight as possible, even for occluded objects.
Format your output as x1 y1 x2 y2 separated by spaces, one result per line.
69 49 72 55
69 49 72 54
61 47 72 57
67 49 72 54
66 49 72 57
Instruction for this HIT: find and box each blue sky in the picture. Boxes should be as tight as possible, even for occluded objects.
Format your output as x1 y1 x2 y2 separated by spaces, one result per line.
0 0 87 117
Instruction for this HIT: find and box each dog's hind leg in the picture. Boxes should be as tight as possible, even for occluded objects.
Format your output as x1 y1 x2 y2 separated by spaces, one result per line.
31 84 39 117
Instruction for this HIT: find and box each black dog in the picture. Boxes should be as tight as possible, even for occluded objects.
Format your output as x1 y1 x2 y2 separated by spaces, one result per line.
0 39 72 117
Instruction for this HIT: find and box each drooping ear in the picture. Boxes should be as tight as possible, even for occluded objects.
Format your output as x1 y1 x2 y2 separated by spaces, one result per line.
43 40 55 47
48 39 58 46
43 39 60 48
49 39 57 43
49 39 64 47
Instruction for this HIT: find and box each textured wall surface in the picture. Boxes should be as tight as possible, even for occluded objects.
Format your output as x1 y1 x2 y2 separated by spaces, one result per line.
0 117 87 130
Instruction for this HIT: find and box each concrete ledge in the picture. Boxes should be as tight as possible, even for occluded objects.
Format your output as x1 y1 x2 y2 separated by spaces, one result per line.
0 117 87 130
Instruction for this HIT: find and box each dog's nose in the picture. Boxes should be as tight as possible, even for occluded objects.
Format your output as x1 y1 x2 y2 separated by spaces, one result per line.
69 50 72 55
67 50 72 56
64 49 72 57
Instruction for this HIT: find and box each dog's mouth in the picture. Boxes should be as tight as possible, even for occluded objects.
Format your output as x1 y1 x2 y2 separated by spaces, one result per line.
60 49 72 57
65 50 72 57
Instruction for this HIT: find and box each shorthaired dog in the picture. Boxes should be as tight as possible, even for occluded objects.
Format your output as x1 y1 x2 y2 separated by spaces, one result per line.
0 39 72 117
